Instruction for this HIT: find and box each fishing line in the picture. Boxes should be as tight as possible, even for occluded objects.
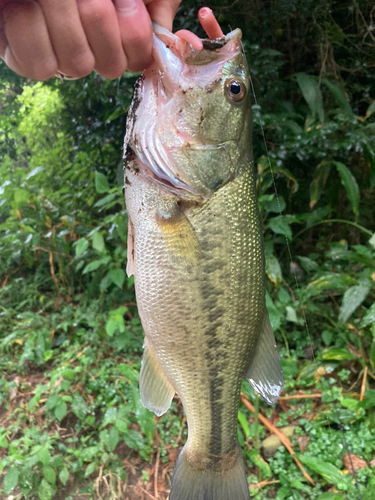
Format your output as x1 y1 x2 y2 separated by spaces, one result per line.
247 60 362 499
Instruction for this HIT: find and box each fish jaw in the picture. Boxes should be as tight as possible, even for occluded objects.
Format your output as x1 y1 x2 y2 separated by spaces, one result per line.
125 25 252 199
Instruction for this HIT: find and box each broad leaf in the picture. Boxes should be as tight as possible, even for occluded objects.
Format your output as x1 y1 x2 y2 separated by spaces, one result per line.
75 238 89 257
82 260 103 274
59 468 69 485
95 171 109 194
299 455 355 492
309 162 331 209
266 253 282 287
38 478 55 500
323 79 354 117
84 462 97 478
109 268 125 289
338 283 370 323
296 73 324 123
43 465 56 485
360 302 375 328
301 273 356 302
334 162 360 216
248 449 272 478
4 466 19 494
321 348 357 361
92 231 105 252
268 216 292 240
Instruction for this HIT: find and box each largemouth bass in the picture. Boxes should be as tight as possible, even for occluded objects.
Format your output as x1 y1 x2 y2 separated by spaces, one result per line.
123 16 283 500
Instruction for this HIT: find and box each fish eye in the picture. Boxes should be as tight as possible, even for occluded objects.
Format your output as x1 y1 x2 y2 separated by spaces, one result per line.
225 77 246 102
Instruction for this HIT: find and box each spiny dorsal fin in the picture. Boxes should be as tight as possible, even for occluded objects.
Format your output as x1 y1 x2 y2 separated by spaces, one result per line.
139 339 175 417
157 204 202 264
245 311 284 405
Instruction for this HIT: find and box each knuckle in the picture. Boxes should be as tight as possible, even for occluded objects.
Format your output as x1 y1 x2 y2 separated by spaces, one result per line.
98 59 127 80
79 0 111 24
31 58 58 81
66 51 95 78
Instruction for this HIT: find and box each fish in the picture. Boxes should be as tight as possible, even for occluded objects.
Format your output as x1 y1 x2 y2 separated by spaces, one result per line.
123 15 284 500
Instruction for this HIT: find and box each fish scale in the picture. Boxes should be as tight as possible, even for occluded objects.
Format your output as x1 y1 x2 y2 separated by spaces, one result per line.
124 22 283 500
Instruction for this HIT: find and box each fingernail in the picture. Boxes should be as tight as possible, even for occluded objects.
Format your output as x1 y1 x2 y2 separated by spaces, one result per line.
114 0 137 17
199 7 212 19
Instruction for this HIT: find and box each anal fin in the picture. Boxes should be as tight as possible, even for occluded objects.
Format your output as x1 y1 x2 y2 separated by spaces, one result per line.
140 339 175 416
245 311 284 405
157 204 202 265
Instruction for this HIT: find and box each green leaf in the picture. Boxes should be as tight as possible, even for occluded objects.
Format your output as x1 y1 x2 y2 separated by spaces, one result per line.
59 467 69 485
106 427 120 452
109 268 125 289
82 259 103 274
286 306 302 324
265 253 282 287
299 455 355 492
338 284 370 323
360 303 375 328
38 478 55 500
322 79 354 117
268 216 292 240
297 256 319 272
106 316 119 337
14 188 30 206
55 401 67 421
43 465 56 485
124 429 145 450
115 419 129 433
93 192 118 208
301 273 356 302
238 410 250 439
38 447 51 465
266 292 283 331
296 73 324 123
247 449 272 478
334 162 360 216
317 493 344 500
309 162 331 208
92 231 105 252
84 461 97 478
26 166 46 180
321 348 357 361
0 434 8 448
370 339 375 369
4 466 19 494
369 233 375 250
95 171 109 194
19 467 34 495
365 100 375 119
106 106 127 122
263 195 286 213
72 394 87 420
75 237 89 257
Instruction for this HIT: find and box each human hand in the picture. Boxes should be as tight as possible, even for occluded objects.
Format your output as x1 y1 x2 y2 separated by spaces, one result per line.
0 0 181 80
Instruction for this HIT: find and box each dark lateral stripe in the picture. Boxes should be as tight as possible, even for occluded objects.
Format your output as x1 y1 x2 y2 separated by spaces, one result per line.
209 375 224 457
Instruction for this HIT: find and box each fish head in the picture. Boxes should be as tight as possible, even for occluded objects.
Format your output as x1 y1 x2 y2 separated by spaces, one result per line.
126 25 252 198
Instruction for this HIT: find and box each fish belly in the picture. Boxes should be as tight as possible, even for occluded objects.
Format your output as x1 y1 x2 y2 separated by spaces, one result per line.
125 164 265 467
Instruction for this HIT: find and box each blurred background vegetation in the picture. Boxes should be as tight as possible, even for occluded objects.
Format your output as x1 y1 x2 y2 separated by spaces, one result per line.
0 1 374 499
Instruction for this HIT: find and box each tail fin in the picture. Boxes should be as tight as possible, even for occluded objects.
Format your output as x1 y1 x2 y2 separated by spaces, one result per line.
169 447 249 500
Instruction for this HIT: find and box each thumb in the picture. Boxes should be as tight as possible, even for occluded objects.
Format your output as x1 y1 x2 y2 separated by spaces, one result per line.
143 0 181 31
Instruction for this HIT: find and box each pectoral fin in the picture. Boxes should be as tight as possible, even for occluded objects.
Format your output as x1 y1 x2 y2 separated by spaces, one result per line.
126 219 135 277
139 339 175 416
157 204 202 264
245 312 284 405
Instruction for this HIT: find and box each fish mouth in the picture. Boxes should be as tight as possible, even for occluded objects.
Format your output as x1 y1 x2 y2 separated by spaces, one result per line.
150 24 242 95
